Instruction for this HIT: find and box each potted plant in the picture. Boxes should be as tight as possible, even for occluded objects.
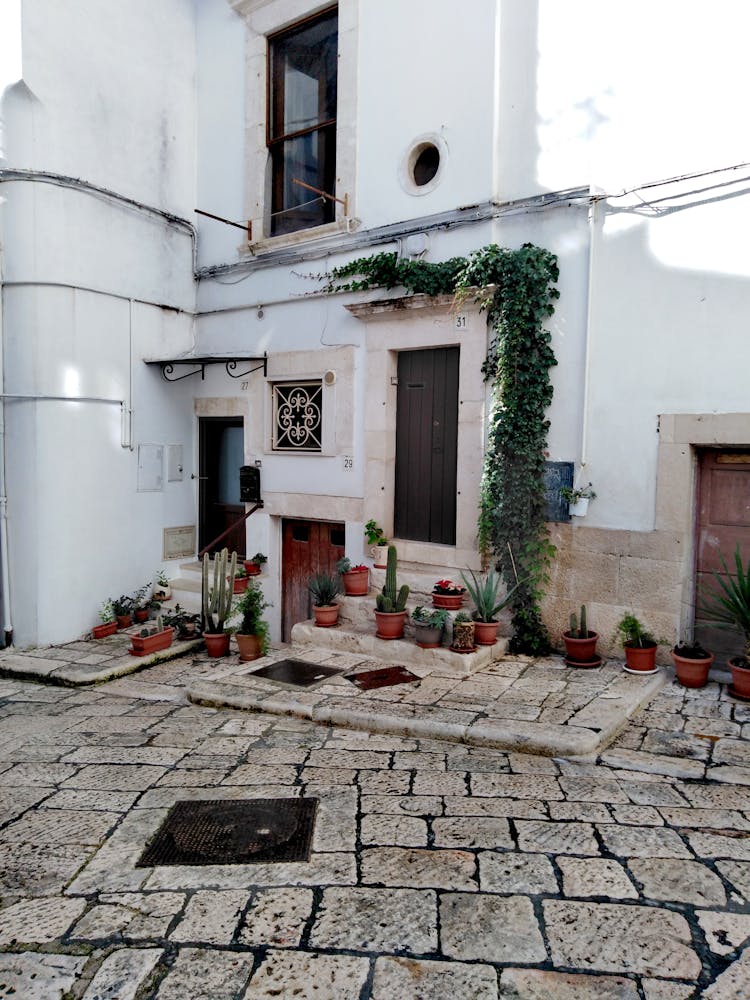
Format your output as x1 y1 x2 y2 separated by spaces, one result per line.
460 567 517 646
153 570 171 602
308 572 342 627
561 483 597 517
374 545 410 639
615 612 659 673
562 604 600 665
411 606 448 648
133 583 152 623
233 565 249 594
202 547 236 657
244 552 267 576
451 612 476 653
233 580 270 661
337 557 370 596
92 600 117 639
129 615 174 657
432 579 466 611
162 604 202 640
365 520 389 568
700 545 750 697
671 639 713 689
112 594 135 630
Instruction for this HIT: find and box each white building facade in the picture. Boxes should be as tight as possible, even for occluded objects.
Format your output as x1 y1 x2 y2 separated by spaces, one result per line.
1 0 749 656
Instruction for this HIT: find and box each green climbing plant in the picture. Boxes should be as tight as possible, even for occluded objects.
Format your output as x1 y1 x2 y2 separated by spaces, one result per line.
323 243 559 655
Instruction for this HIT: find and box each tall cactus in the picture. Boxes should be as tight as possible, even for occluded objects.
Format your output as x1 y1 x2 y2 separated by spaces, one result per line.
375 545 409 613
579 604 587 638
202 547 237 633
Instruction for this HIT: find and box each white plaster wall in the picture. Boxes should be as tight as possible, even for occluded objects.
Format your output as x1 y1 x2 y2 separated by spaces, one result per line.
1 0 200 645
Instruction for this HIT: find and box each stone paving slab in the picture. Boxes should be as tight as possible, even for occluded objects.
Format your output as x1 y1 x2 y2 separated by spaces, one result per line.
188 649 665 756
5 649 750 996
0 633 203 686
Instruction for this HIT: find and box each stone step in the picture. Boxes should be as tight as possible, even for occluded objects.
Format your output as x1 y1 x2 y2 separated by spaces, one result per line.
290 620 508 678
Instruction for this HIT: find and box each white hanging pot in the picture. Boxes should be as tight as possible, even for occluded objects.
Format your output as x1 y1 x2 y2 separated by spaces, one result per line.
569 497 590 517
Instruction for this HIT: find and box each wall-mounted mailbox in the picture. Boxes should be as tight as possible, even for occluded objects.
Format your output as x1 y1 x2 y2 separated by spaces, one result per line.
239 465 262 503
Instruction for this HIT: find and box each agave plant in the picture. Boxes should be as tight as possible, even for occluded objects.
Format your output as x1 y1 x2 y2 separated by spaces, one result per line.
460 567 518 623
308 572 341 608
700 545 750 660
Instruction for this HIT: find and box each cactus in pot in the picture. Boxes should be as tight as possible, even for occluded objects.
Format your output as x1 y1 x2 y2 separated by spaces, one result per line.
202 547 237 636
373 545 409 639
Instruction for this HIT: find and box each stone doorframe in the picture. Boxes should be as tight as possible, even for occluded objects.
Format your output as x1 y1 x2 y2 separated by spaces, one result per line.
657 412 750 637
347 293 487 572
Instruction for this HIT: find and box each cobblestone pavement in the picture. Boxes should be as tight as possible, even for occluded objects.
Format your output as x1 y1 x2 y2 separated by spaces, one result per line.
1 652 750 998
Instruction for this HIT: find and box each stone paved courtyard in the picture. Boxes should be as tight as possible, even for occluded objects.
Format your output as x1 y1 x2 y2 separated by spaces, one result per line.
2 649 750 997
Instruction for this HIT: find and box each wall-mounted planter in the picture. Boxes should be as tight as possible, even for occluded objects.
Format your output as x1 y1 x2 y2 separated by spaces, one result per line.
569 497 589 517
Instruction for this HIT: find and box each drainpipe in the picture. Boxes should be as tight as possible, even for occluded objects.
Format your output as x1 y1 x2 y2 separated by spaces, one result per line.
0 241 11 645
577 193 601 488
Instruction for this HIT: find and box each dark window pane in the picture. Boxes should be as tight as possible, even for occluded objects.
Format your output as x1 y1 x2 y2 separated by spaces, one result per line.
413 145 440 186
268 8 338 236
292 523 310 542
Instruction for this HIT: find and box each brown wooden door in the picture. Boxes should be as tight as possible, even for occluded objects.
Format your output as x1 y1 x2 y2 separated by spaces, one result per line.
281 519 345 641
394 347 459 545
695 449 750 663
198 418 246 558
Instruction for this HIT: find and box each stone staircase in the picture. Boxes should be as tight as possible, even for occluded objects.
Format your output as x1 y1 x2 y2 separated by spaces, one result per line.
163 559 511 679
292 565 511 679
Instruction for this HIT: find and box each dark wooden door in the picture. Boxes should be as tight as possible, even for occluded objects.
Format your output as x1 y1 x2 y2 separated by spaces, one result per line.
198 418 246 558
694 449 750 663
394 347 459 545
281 519 345 641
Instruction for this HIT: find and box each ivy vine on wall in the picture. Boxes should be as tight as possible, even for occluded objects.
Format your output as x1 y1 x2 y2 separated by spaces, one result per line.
323 244 560 655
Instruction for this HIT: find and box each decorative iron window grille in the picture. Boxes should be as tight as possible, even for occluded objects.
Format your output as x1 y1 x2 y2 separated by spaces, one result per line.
273 381 323 452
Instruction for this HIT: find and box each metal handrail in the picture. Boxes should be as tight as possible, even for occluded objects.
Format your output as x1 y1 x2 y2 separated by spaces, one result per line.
198 501 264 559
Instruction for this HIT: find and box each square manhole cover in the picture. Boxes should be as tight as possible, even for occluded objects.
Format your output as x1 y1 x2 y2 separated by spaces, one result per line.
250 659 341 688
136 798 318 867
345 665 420 691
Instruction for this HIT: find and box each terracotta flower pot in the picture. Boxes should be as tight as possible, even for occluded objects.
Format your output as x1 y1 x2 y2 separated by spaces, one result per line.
624 641 658 672
374 609 407 640
244 561 262 576
563 630 599 662
134 608 150 624
129 627 174 657
204 632 230 658
92 621 117 639
313 604 339 628
235 633 262 662
729 657 750 698
233 577 249 594
432 593 464 610
342 569 369 596
116 614 132 630
474 620 500 646
671 648 713 688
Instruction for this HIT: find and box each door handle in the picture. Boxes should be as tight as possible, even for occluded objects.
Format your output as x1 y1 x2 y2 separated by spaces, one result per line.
191 475 209 480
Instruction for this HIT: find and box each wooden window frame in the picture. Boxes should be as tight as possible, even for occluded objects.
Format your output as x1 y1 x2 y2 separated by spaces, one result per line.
266 6 338 236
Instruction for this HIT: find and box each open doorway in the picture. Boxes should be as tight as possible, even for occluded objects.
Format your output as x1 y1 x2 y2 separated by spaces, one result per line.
198 417 246 558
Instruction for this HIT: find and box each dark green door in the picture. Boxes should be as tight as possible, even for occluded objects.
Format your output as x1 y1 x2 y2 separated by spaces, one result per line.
394 347 459 545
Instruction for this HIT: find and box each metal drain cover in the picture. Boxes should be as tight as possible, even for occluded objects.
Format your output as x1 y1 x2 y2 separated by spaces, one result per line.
345 665 420 691
250 659 341 688
136 798 318 867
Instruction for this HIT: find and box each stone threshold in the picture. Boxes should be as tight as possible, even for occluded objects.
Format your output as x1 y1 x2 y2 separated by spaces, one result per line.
0 636 203 687
187 650 667 758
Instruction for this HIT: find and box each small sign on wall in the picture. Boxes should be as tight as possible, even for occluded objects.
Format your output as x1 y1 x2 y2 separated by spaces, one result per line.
137 444 164 492
163 525 196 560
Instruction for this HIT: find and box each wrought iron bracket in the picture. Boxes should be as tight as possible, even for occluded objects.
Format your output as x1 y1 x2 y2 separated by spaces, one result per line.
155 353 268 383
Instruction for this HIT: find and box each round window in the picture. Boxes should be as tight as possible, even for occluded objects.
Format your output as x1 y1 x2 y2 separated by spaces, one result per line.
399 134 447 196
412 144 440 186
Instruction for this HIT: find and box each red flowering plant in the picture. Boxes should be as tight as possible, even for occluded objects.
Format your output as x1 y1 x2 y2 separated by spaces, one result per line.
433 579 466 595
337 557 369 574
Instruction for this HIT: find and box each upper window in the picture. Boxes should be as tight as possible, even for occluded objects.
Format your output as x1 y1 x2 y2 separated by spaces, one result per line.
268 8 338 236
